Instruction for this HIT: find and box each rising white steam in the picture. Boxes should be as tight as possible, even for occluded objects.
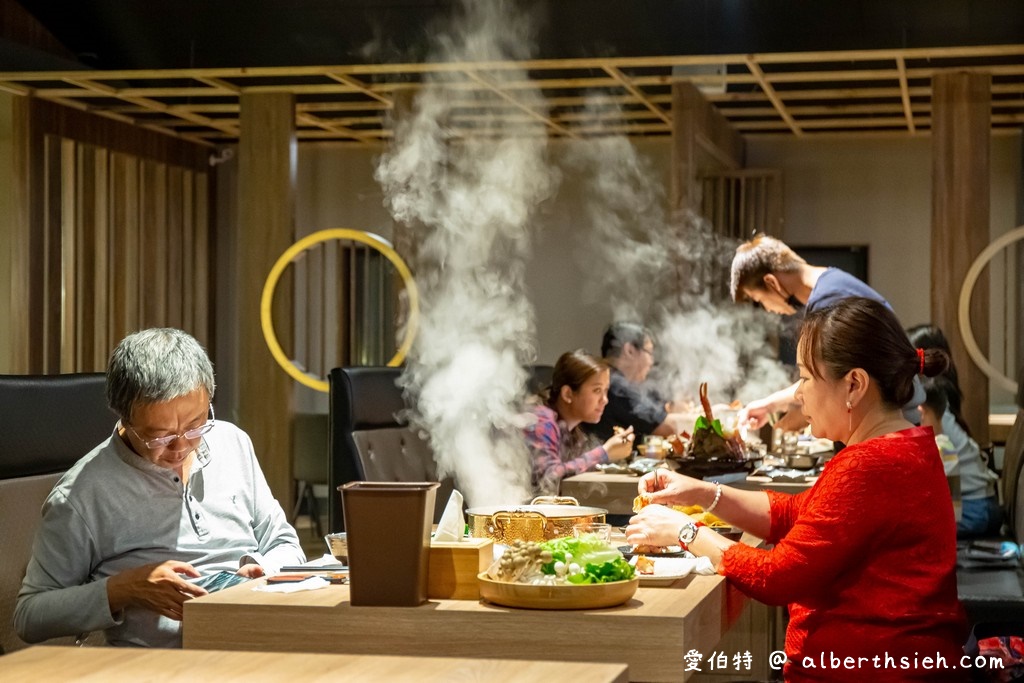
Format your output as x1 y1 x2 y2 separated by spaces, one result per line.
564 95 792 407
375 1 556 506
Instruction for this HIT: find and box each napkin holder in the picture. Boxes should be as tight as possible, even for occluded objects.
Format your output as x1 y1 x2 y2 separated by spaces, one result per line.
427 537 493 600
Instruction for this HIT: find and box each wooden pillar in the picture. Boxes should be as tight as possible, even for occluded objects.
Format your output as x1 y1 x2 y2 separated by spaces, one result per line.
238 92 296 506
931 71 990 442
669 81 744 219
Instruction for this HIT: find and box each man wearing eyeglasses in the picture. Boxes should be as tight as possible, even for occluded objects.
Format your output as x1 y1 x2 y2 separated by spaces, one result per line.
585 322 692 442
15 328 304 648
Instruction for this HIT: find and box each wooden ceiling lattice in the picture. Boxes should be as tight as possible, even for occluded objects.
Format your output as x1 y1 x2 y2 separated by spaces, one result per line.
2 44 1023 148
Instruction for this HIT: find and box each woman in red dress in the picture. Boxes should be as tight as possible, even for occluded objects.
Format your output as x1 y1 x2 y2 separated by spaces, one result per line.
627 297 967 681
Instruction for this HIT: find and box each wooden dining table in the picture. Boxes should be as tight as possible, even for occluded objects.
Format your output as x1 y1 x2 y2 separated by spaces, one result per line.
0 645 629 682
182 546 760 683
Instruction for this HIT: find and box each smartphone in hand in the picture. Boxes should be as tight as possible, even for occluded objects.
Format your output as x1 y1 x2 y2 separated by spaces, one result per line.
191 571 251 593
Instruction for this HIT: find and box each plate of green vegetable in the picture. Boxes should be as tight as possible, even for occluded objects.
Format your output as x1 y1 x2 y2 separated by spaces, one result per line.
478 535 639 610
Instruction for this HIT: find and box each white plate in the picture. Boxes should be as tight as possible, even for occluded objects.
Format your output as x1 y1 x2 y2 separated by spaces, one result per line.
634 556 700 586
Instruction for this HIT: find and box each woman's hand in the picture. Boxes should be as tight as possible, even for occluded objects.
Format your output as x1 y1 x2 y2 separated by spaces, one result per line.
637 470 712 507
625 504 688 548
602 426 634 462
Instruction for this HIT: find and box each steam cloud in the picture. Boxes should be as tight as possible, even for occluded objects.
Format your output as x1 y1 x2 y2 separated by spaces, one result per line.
564 95 792 408
377 5 793 506
375 1 556 506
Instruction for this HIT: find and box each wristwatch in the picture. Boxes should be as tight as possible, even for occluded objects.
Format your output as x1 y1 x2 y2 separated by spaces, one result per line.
678 521 703 549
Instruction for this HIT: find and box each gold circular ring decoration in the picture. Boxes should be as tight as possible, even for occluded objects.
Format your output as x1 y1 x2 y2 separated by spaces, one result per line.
957 224 1024 395
261 229 419 393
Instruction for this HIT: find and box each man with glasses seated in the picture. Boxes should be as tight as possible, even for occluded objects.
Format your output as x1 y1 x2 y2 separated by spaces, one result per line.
584 322 691 442
15 328 304 648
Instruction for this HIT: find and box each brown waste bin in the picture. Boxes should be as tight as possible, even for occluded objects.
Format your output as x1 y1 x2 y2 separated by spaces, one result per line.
340 481 439 606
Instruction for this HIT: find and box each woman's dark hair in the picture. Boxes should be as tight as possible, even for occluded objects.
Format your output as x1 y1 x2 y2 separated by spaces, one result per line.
907 324 962 410
920 375 951 418
906 323 972 438
800 297 949 409
544 349 608 410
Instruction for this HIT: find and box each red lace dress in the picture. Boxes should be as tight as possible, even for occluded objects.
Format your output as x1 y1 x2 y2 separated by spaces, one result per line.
721 427 967 681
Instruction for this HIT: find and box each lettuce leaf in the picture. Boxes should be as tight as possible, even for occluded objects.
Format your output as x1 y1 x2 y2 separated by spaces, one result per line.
693 415 724 437
539 535 635 583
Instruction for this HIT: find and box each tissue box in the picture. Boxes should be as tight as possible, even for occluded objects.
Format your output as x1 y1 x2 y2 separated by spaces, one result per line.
427 537 493 600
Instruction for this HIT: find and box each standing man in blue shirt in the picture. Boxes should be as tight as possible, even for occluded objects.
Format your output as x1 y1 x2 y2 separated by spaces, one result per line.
730 234 923 429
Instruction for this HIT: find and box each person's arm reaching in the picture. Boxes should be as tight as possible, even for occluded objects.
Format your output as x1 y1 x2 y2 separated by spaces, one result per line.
738 381 800 430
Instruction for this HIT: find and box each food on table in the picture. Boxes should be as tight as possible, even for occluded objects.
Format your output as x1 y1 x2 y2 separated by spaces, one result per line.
685 382 746 461
632 493 652 513
486 536 635 586
673 504 728 528
666 433 687 455
635 555 655 575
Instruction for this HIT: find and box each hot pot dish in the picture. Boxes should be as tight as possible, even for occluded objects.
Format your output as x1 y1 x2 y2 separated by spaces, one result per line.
466 496 607 544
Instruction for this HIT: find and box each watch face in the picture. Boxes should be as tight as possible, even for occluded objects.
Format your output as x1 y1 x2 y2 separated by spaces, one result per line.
678 522 698 545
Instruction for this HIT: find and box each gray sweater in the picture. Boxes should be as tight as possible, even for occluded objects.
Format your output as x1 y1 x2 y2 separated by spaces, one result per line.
15 421 305 647
942 409 997 501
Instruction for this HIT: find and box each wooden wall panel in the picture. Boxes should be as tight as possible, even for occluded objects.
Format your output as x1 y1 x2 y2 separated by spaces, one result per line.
59 138 76 372
8 97 213 375
93 147 110 368
166 166 184 329
42 135 62 371
192 171 210 342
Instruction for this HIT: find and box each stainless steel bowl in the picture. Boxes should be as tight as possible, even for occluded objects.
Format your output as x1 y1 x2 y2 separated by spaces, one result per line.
784 454 821 469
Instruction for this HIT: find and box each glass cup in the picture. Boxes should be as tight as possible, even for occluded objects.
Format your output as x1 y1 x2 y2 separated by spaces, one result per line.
572 522 612 543
782 431 799 456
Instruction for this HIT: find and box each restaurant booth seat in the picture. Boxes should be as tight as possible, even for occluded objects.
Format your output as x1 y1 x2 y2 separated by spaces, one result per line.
957 366 1024 628
0 373 112 654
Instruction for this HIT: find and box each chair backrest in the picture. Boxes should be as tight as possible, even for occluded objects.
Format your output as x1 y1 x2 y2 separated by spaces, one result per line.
327 365 555 532
526 364 554 396
0 373 111 653
328 367 454 531
1000 366 1024 543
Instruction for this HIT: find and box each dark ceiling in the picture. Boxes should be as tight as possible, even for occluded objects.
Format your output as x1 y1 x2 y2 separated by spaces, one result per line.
3 1 1023 144
11 0 1024 71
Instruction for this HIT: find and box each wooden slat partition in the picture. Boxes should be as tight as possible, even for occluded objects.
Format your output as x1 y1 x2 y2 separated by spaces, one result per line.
5 97 212 375
281 235 402 379
700 169 784 239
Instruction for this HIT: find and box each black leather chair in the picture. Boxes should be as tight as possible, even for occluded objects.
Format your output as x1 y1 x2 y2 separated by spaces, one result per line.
526 364 554 396
328 367 454 532
327 364 554 532
0 373 112 653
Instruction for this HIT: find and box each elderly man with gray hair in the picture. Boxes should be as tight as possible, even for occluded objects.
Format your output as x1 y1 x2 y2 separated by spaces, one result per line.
15 328 304 648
